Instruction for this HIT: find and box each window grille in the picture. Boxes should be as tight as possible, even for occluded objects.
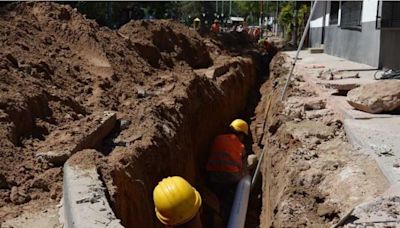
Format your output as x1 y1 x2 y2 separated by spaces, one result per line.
340 1 362 29
329 1 339 25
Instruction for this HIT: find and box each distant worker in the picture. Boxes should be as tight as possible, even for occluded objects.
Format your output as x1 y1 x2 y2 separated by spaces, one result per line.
193 18 201 31
206 119 249 194
211 19 220 33
258 38 275 54
153 176 202 227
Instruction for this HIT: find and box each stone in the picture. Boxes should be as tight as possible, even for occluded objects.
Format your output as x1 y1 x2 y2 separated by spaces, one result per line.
119 119 131 130
317 204 336 217
304 99 326 111
137 87 147 98
305 109 331 119
10 187 31 205
346 81 400 114
285 120 334 141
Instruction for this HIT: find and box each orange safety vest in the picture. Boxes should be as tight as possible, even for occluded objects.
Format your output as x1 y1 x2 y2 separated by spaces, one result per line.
211 23 220 33
206 134 244 173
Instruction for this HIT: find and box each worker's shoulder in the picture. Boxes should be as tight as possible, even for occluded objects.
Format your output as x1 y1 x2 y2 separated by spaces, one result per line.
214 133 240 141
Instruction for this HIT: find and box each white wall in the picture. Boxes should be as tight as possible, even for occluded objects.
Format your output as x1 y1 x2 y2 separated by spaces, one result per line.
362 0 378 22
310 0 378 28
311 16 323 28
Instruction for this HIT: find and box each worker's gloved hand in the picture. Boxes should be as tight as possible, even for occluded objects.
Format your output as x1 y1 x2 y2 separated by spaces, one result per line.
246 154 258 170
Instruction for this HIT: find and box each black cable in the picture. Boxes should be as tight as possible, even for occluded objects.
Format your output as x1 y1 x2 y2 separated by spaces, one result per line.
374 69 400 80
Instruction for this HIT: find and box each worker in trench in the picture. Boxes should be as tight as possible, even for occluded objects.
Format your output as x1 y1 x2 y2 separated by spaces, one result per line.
206 119 251 220
210 19 221 33
153 176 203 227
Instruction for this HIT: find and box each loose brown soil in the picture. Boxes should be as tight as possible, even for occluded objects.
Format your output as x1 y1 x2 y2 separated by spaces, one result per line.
0 2 271 227
251 53 388 227
2 2 383 228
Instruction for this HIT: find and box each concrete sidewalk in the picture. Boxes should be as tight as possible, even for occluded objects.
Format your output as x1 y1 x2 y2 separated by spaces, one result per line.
284 50 400 187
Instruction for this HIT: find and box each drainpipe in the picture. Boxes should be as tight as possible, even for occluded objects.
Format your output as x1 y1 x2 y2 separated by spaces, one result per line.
227 175 251 228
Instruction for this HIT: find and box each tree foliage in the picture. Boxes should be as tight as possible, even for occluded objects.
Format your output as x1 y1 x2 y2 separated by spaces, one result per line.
297 4 310 27
69 1 181 28
278 2 294 39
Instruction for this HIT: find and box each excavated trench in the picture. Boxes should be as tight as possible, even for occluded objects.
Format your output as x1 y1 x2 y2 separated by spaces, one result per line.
106 51 274 227
3 4 389 227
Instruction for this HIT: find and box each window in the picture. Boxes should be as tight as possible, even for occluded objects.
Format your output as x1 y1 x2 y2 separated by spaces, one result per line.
329 1 339 25
340 1 363 29
380 1 400 28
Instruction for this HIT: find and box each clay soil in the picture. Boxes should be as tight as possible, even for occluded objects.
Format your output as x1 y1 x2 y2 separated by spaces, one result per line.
1 2 384 228
0 2 267 226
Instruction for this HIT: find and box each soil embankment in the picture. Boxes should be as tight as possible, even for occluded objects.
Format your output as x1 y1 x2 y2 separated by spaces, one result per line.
0 2 273 227
252 53 388 227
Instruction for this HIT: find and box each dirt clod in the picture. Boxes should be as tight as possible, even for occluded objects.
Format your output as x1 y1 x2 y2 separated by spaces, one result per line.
10 187 31 205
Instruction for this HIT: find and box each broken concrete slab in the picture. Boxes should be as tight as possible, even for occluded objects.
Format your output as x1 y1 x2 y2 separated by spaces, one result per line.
317 81 360 93
342 195 400 227
318 69 360 81
347 80 400 114
328 96 392 120
36 111 116 166
61 150 123 228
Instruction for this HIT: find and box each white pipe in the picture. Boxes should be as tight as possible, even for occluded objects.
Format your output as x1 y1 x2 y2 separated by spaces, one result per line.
281 0 319 100
227 175 251 228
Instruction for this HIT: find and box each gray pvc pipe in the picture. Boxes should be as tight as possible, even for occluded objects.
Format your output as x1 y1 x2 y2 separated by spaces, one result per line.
227 175 252 228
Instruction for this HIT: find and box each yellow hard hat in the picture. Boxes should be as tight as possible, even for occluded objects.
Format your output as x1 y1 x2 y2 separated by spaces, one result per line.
194 18 200 22
153 176 202 225
230 119 249 135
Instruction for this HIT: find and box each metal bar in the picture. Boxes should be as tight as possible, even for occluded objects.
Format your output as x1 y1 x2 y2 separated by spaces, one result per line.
337 68 379 72
251 97 272 188
251 148 265 188
281 0 319 101
227 175 251 228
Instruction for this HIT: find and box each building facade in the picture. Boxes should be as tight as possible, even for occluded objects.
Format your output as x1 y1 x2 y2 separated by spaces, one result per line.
310 0 400 69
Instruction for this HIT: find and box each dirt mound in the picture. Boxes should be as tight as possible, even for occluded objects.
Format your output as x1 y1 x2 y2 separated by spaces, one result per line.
0 1 271 226
0 2 253 222
119 20 213 69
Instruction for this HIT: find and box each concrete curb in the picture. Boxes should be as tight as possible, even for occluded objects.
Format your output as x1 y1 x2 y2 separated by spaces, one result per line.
61 163 123 228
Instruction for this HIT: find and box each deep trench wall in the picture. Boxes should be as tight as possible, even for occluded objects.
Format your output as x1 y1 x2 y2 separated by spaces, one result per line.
250 53 289 228
111 57 258 228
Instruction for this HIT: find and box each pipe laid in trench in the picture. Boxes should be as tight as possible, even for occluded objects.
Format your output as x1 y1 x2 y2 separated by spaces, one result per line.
227 174 251 228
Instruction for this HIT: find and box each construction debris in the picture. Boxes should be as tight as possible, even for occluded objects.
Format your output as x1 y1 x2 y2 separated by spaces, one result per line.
347 80 400 113
61 150 123 228
342 196 400 227
35 111 117 166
